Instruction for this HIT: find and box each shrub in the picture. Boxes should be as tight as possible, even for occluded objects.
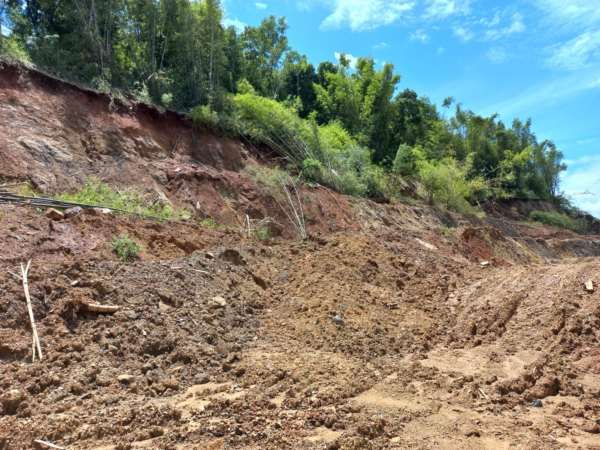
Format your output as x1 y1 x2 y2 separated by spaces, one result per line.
112 235 141 262
57 179 186 220
0 37 31 63
393 144 425 177
417 158 480 214
529 210 586 233
190 105 221 131
199 217 219 229
232 93 313 165
253 226 271 240
194 93 391 200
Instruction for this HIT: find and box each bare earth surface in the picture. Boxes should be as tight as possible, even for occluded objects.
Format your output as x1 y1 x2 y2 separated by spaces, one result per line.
0 62 599 449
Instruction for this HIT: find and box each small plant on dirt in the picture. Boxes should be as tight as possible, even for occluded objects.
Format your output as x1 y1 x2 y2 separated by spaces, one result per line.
529 210 586 233
440 226 456 238
57 179 189 221
112 235 141 262
253 226 271 241
244 165 307 240
199 217 220 229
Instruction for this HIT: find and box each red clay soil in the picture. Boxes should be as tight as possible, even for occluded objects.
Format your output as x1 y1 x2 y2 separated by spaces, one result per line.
1 62 600 449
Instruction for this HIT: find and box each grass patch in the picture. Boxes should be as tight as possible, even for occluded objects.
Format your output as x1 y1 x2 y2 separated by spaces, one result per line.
56 180 190 220
253 226 271 241
199 217 220 229
112 235 141 262
529 210 586 233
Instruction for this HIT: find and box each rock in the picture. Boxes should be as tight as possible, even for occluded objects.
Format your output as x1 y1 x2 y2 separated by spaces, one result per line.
531 399 543 408
585 280 594 293
88 207 113 216
464 428 481 437
161 378 179 390
117 374 135 384
527 376 560 400
332 314 344 326
45 208 64 221
582 420 600 434
210 296 227 309
480 261 490 267
0 389 25 415
64 206 83 218
219 249 246 266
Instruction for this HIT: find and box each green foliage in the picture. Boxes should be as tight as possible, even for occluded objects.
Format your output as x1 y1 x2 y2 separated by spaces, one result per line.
199 217 220 229
190 105 221 131
57 180 186 220
5 0 569 209
529 210 586 233
112 235 141 262
253 226 271 240
393 144 424 177
0 37 31 63
417 158 484 214
244 164 292 192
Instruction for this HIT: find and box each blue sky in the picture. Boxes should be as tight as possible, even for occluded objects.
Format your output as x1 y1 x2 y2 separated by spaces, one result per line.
223 0 600 217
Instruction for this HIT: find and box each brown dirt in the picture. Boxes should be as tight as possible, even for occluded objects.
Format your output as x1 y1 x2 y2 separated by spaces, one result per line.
1 62 600 449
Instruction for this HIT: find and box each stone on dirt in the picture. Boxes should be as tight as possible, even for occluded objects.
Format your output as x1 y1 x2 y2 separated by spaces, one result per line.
0 389 25 415
64 206 83 218
584 280 594 292
117 374 135 384
44 208 64 221
210 296 227 308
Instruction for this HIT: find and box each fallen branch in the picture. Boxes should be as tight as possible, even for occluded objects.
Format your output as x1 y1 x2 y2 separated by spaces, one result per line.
81 302 121 314
20 260 43 362
33 439 66 449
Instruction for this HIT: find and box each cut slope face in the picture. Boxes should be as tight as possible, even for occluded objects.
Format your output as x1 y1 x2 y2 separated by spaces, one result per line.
1 62 599 449
0 61 357 238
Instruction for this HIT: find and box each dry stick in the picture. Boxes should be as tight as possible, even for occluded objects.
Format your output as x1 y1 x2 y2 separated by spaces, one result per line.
21 260 43 362
33 440 66 450
81 302 121 314
245 214 251 238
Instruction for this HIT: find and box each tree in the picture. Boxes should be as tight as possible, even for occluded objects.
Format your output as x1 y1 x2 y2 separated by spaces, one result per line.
241 16 288 98
280 51 317 117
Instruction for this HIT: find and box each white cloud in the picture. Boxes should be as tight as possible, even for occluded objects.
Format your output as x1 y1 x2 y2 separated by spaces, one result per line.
255 2 268 9
534 0 600 31
424 0 470 20
334 51 359 68
561 157 600 217
483 68 600 119
547 30 600 70
453 26 474 42
486 47 508 64
485 12 525 40
410 29 429 43
373 42 389 50
223 17 247 31
320 0 416 31
534 0 600 72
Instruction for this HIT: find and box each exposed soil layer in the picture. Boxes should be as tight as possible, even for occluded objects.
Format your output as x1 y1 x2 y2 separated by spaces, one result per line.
1 62 600 449
1 205 599 450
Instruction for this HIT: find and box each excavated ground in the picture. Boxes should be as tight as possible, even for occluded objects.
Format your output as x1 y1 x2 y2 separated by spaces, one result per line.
0 61 599 449
0 204 599 450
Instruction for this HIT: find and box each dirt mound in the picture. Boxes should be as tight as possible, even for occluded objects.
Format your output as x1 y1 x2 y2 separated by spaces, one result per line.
1 205 599 449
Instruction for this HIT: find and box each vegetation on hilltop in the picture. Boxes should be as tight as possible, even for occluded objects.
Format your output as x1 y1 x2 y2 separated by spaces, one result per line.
0 0 569 214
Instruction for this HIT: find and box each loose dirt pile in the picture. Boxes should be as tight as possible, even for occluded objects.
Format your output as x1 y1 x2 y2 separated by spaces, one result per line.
0 205 599 449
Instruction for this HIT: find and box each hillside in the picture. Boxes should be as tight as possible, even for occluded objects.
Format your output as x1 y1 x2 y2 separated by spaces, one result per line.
0 62 599 450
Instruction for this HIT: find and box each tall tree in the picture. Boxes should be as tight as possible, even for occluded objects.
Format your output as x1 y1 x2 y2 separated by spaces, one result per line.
241 16 288 98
